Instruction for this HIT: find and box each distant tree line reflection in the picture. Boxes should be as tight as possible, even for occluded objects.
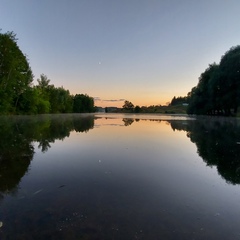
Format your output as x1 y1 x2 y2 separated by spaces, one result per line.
1 115 240 200
121 117 240 185
0 114 94 196
169 118 240 185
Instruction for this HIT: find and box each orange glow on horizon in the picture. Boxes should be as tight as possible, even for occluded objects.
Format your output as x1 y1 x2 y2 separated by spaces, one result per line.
94 98 171 108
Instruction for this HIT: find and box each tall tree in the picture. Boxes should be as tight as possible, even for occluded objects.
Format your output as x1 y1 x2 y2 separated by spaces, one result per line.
34 74 53 113
187 63 219 115
218 46 240 113
187 45 240 116
0 31 33 114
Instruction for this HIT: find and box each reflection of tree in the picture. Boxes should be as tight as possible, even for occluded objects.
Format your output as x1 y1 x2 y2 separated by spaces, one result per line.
169 118 240 185
38 140 51 153
122 118 134 126
73 115 94 132
0 114 95 196
0 117 34 197
31 114 94 152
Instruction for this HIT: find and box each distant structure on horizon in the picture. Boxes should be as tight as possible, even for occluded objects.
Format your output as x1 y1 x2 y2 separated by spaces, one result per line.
95 107 105 112
105 107 121 113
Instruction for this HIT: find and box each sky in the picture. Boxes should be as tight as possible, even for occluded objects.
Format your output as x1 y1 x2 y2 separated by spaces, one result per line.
1 0 240 107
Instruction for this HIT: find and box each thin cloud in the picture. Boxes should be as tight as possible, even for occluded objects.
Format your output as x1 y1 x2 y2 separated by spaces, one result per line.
103 99 125 102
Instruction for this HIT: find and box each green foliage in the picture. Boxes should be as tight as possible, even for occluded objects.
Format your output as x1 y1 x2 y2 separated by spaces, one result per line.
37 99 51 114
0 31 95 115
15 88 39 114
36 74 52 99
35 74 74 114
73 94 95 113
187 46 240 116
0 31 33 114
47 86 73 113
187 63 219 115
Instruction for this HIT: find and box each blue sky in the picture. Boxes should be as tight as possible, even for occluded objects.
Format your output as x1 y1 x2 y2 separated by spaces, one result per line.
1 0 240 107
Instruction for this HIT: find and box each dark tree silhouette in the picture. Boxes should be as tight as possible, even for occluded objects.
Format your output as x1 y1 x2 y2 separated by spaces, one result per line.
187 46 240 116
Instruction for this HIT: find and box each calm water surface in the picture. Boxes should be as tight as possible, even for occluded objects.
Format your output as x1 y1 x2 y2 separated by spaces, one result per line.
0 113 240 239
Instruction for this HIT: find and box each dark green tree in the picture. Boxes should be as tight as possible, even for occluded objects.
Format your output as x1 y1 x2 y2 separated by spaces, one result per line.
187 46 240 116
187 63 219 115
73 94 95 113
49 87 73 113
15 87 39 114
170 96 189 106
36 74 52 91
218 46 240 114
35 74 74 114
0 31 33 114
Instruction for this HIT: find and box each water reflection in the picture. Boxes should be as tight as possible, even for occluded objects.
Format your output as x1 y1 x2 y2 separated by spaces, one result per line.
1 114 240 239
0 116 34 199
118 116 240 185
101 116 240 187
122 118 134 126
0 114 94 196
169 117 240 185
1 114 240 200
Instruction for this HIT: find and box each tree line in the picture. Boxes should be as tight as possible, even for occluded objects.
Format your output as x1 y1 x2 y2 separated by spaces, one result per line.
122 45 240 116
187 45 240 115
0 31 95 115
113 100 186 114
